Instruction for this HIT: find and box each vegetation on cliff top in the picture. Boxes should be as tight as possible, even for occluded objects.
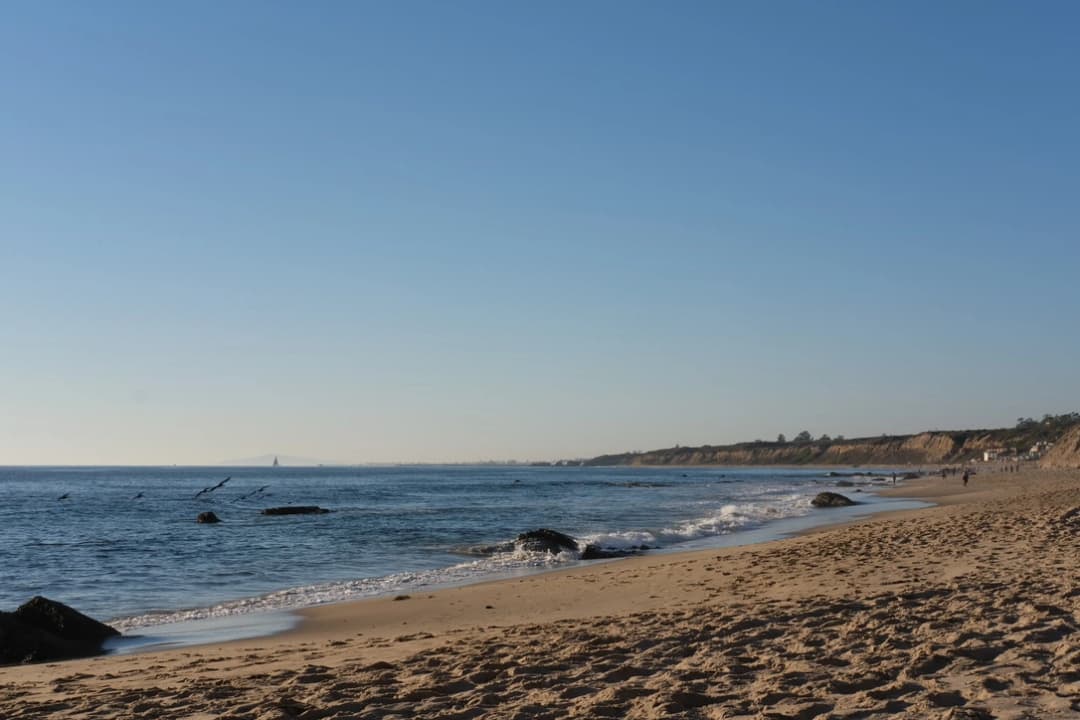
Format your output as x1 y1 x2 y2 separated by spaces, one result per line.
586 413 1080 467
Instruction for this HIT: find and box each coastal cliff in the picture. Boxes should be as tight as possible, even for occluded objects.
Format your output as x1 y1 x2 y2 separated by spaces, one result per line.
1039 424 1080 469
587 415 1080 467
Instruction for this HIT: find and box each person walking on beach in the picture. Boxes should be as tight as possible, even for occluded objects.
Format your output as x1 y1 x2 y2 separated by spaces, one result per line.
962 470 969 487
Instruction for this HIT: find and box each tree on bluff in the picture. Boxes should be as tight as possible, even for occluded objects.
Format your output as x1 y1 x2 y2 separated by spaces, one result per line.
795 430 813 443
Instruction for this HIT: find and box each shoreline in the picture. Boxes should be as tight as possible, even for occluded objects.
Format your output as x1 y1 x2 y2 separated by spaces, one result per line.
287 474 937 648
12 476 930 654
12 471 934 657
111 471 927 652
85 464 919 648
4 467 1076 718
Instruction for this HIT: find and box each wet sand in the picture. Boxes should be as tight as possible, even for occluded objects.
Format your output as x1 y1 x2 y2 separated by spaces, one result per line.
2 467 1078 719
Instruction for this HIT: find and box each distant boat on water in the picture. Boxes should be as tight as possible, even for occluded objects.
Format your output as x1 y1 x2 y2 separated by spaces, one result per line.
218 453 325 466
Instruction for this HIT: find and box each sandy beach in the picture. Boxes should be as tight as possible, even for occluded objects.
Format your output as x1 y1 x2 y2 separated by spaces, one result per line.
2 467 1078 719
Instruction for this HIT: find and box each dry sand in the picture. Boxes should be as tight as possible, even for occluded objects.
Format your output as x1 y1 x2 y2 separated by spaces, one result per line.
2 467 1078 719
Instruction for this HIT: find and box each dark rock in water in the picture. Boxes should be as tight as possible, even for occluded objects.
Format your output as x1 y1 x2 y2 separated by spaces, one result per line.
261 506 331 516
581 544 653 559
516 529 653 559
1 596 120 665
811 492 857 508
515 528 580 554
835 480 854 487
196 511 221 524
466 529 653 559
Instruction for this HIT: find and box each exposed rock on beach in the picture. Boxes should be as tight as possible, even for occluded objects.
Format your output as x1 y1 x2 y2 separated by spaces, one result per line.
0 596 119 666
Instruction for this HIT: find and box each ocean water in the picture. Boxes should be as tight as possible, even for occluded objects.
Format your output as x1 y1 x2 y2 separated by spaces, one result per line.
0 465 921 642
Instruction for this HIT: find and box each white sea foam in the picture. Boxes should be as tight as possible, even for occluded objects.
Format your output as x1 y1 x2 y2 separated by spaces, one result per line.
7 464 906 641
111 492 822 633
110 548 578 633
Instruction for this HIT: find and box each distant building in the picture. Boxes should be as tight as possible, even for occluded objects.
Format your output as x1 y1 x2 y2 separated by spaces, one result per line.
983 448 1007 462
1027 440 1053 459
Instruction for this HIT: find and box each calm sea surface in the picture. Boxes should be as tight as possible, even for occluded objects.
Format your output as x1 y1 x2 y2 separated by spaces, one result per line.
0 465 921 637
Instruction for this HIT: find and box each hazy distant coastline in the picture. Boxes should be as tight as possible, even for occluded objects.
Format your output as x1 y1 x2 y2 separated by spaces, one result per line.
214 415 1080 469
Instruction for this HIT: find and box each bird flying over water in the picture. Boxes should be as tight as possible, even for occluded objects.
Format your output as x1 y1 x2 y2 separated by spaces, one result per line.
194 476 231 499
235 485 270 502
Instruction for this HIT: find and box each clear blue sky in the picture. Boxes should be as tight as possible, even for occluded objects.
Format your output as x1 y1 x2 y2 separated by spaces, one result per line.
2 1 1077 464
